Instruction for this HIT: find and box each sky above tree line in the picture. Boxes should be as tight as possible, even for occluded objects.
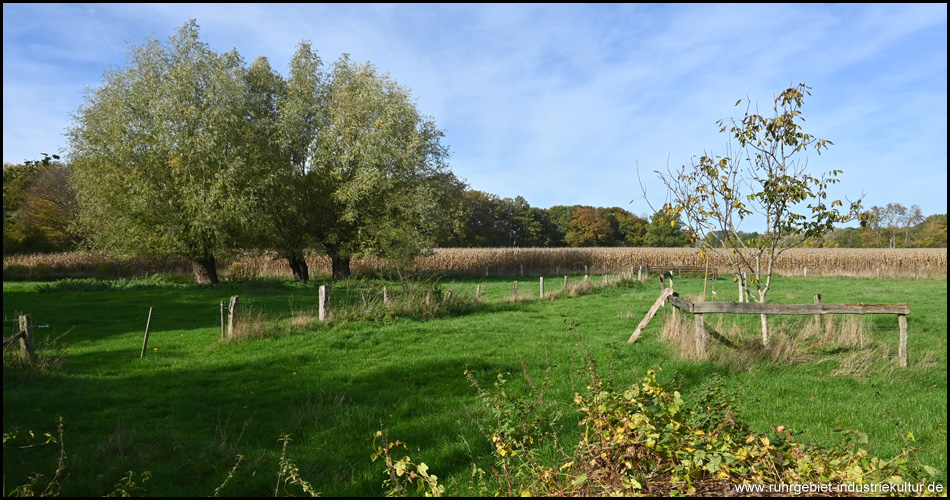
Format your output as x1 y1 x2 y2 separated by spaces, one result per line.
3 4 946 232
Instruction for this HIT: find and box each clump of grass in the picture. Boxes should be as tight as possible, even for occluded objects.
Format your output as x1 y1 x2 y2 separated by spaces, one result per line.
3 329 70 382
661 306 887 376
226 307 272 342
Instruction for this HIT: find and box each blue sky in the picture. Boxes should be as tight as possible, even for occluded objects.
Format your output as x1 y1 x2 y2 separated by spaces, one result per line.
3 3 947 229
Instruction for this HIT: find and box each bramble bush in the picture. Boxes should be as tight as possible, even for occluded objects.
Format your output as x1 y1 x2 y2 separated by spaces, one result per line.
379 357 941 497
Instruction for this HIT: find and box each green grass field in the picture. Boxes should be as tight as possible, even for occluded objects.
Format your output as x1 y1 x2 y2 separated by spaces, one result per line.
3 274 947 496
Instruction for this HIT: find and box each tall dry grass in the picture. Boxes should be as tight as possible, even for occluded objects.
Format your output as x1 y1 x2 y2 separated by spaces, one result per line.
3 247 946 281
659 306 899 377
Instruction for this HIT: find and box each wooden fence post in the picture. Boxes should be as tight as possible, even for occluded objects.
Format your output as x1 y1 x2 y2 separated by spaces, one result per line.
563 275 568 289
539 277 544 298
695 313 706 356
638 266 643 281
227 296 239 338
898 314 908 367
444 289 453 303
513 281 518 299
140 307 154 358
814 294 823 333
18 315 35 363
318 286 329 322
476 284 482 302
383 286 390 306
220 300 226 340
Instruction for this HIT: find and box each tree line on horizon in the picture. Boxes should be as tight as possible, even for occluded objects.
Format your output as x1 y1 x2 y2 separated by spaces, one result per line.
4 155 946 253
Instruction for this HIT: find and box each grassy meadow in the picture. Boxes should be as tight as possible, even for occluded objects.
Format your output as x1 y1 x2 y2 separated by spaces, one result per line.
2 272 947 496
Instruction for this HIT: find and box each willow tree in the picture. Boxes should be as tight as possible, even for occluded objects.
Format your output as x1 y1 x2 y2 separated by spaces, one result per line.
265 42 326 282
656 84 863 345
69 21 286 283
310 55 456 280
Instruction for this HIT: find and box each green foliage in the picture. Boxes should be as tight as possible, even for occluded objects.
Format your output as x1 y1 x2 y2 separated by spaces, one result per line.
3 155 78 255
3 416 67 497
35 276 189 293
565 207 612 247
309 55 457 279
398 364 941 496
371 431 445 497
68 20 291 284
276 434 319 497
643 211 689 247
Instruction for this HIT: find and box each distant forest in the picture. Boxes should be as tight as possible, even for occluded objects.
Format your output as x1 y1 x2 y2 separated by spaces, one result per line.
4 157 946 255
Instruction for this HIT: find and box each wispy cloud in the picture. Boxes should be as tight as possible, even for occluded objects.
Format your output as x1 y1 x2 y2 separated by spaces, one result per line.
3 3 946 223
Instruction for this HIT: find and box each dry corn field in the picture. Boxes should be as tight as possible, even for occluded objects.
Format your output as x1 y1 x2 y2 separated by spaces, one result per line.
3 247 946 280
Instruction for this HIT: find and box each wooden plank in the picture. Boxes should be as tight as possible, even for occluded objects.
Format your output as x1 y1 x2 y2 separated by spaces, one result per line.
681 301 910 316
629 287 674 343
668 295 693 312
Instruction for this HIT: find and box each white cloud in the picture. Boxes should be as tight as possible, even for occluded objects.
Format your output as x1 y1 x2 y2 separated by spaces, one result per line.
3 4 946 223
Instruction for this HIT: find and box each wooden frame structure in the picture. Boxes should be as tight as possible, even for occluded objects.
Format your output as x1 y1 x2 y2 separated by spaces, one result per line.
667 295 911 367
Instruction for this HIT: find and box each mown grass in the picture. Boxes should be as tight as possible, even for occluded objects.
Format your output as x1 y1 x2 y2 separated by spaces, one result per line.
2 274 946 496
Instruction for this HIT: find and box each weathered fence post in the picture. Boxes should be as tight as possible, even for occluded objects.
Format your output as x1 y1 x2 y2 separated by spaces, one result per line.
814 294 823 333
898 314 908 367
443 289 453 303
220 300 226 340
476 284 482 302
383 286 390 306
695 313 706 356
539 277 544 298
18 315 35 363
318 286 329 322
638 266 643 281
140 307 154 358
584 274 588 282
227 296 239 338
563 275 568 289
512 281 518 299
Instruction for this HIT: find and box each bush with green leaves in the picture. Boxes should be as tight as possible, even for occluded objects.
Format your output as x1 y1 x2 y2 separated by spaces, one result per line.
381 361 941 497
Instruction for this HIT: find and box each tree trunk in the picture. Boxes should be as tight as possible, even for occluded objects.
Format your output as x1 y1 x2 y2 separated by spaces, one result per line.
192 253 219 284
285 252 310 282
331 255 351 281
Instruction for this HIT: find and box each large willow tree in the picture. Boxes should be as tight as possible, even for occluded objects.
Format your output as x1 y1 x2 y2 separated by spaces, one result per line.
70 21 458 283
69 20 289 283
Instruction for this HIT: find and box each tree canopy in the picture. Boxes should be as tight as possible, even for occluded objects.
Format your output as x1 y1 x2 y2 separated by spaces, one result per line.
67 20 458 282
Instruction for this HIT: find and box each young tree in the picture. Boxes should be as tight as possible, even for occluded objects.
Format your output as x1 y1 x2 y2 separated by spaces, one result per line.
655 84 863 345
68 21 286 283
